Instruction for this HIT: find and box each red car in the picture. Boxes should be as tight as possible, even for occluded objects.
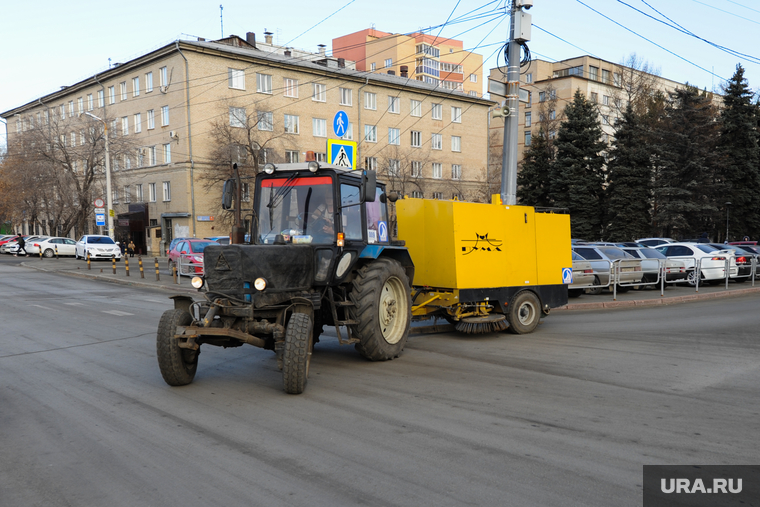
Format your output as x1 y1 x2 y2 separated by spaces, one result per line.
167 238 218 275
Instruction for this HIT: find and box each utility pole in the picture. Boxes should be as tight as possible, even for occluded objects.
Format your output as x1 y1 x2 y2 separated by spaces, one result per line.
500 0 532 206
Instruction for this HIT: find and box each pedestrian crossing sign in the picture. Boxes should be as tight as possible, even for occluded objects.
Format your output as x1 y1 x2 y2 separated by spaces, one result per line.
327 139 357 171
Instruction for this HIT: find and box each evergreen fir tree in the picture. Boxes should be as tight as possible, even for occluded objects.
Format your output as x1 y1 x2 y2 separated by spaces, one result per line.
517 126 554 207
652 85 721 239
717 65 760 241
551 89 607 239
605 104 653 241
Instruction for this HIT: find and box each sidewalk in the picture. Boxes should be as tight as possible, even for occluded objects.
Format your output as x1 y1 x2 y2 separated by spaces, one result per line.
20 254 760 323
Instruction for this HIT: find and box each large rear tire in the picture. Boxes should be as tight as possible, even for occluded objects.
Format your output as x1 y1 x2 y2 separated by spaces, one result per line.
507 291 541 335
350 258 411 361
282 312 313 395
156 309 198 386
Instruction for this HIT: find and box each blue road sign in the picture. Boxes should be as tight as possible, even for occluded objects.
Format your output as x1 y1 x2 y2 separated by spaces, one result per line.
562 267 573 284
96 214 106 227
333 110 348 138
327 139 357 170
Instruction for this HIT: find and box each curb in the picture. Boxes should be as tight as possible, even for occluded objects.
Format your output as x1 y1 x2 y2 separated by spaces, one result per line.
555 286 760 311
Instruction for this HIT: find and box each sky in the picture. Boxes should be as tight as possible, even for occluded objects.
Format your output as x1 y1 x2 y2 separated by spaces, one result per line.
1 0 759 150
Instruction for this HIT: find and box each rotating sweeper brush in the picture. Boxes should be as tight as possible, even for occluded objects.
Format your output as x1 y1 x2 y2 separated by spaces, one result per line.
454 314 509 334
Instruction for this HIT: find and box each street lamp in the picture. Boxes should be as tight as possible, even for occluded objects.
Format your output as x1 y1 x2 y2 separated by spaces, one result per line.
725 202 731 243
84 112 114 240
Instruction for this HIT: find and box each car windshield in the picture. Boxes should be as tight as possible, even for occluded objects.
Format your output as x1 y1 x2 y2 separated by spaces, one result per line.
256 175 335 244
189 241 217 253
89 236 115 245
639 249 666 259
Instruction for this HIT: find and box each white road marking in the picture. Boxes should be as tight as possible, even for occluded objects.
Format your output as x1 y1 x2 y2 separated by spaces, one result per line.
64 302 84 306
32 305 53 310
101 310 134 316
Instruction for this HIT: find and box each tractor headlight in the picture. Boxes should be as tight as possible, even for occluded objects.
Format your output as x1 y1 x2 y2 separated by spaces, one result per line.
254 277 267 291
191 276 204 289
263 163 276 175
307 161 320 173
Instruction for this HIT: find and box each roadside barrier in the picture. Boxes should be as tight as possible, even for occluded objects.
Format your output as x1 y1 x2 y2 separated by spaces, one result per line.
125 257 130 277
139 256 144 279
154 258 160 281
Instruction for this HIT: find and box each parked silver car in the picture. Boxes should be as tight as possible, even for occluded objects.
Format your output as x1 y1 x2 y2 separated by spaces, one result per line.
621 247 688 285
572 245 643 294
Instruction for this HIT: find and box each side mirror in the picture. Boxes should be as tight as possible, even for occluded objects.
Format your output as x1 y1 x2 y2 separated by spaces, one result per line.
361 170 377 203
222 179 235 210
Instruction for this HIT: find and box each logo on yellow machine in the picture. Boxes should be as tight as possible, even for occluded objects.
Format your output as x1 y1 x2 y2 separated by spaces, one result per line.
461 233 503 255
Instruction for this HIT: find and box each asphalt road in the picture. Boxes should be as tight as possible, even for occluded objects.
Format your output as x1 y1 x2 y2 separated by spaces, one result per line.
1 258 759 507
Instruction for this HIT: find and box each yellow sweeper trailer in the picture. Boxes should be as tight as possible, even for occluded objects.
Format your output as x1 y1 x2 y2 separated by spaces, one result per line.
396 196 572 334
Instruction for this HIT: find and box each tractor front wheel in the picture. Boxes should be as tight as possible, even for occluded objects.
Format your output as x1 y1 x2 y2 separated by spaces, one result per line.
282 312 313 395
350 258 411 361
156 309 198 386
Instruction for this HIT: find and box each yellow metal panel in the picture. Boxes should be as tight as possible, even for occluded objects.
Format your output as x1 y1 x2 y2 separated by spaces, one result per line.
535 212 572 285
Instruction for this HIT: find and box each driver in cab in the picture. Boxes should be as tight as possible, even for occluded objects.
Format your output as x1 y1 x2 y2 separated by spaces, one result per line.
309 196 335 241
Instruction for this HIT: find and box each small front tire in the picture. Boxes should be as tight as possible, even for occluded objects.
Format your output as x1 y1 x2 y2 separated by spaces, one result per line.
282 312 313 395
507 291 541 335
156 309 198 386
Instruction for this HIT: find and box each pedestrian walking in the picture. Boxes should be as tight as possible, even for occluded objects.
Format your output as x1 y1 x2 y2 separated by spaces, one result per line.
14 235 26 257
128 240 136 258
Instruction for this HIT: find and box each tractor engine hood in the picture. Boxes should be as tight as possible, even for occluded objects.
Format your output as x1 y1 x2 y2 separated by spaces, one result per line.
203 244 315 307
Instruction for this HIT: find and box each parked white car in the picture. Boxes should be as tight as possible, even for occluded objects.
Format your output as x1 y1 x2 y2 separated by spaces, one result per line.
2 235 49 254
75 235 122 260
655 243 737 286
28 237 78 257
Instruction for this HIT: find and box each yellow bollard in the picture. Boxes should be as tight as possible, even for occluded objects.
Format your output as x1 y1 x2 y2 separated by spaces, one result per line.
125 257 130 277
154 258 160 281
139 256 144 278
172 264 177 284
87 252 91 270
39 247 43 260
55 245 59 259
112 257 116 274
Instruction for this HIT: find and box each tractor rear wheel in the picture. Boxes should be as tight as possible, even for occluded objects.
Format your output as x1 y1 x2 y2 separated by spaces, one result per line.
156 309 198 386
282 312 313 395
507 291 541 335
350 258 411 361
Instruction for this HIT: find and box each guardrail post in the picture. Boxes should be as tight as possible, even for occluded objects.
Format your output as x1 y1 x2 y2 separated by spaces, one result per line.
752 257 756 287
612 260 618 301
139 256 145 279
694 258 700 292
660 260 665 297
154 258 160 281
125 257 130 277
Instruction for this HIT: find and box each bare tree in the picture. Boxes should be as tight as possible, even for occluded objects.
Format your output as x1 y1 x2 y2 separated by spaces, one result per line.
611 53 662 119
377 145 429 197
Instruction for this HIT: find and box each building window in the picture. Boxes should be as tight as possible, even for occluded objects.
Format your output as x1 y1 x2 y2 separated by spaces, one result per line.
285 150 299 163
590 92 598 103
241 182 250 202
78 97 83 114
411 130 421 148
602 69 611 83
147 109 155 129
341 122 354 141
549 110 556 120
451 106 462 123
257 111 273 131
112 189 119 204
384 58 392 68
387 159 399 176
365 157 377 170
452 164 462 180
470 74 477 83
284 78 298 98
313 83 326 102
121 117 129 135
364 125 377 143
525 111 532 127
614 72 622 87
313 118 327 137
388 96 399 114
370 62 376 71
589 66 599 81
284 114 299 134
108 86 115 105
526 73 533 83
132 77 140 97
388 127 400 145
433 192 444 199
148 183 156 202
229 68 245 90
59 104 65 120
364 92 376 110
160 66 168 87
602 115 609 125
161 106 169 126
339 87 352 106
603 95 610 106
257 73 272 93
134 113 142 133
135 184 143 202
164 144 171 163
525 131 532 146
137 149 144 167
412 161 422 177
145 72 153 93
432 103 442 120
228 106 246 128
410 99 422 117
120 82 127 101
149 146 157 166
162 181 171 201
432 163 442 179
69 100 75 116
451 136 461 152
87 94 93 111
124 186 131 203
431 133 442 150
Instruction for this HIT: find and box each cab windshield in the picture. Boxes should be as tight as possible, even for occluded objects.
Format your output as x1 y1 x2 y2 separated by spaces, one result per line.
256 175 336 244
